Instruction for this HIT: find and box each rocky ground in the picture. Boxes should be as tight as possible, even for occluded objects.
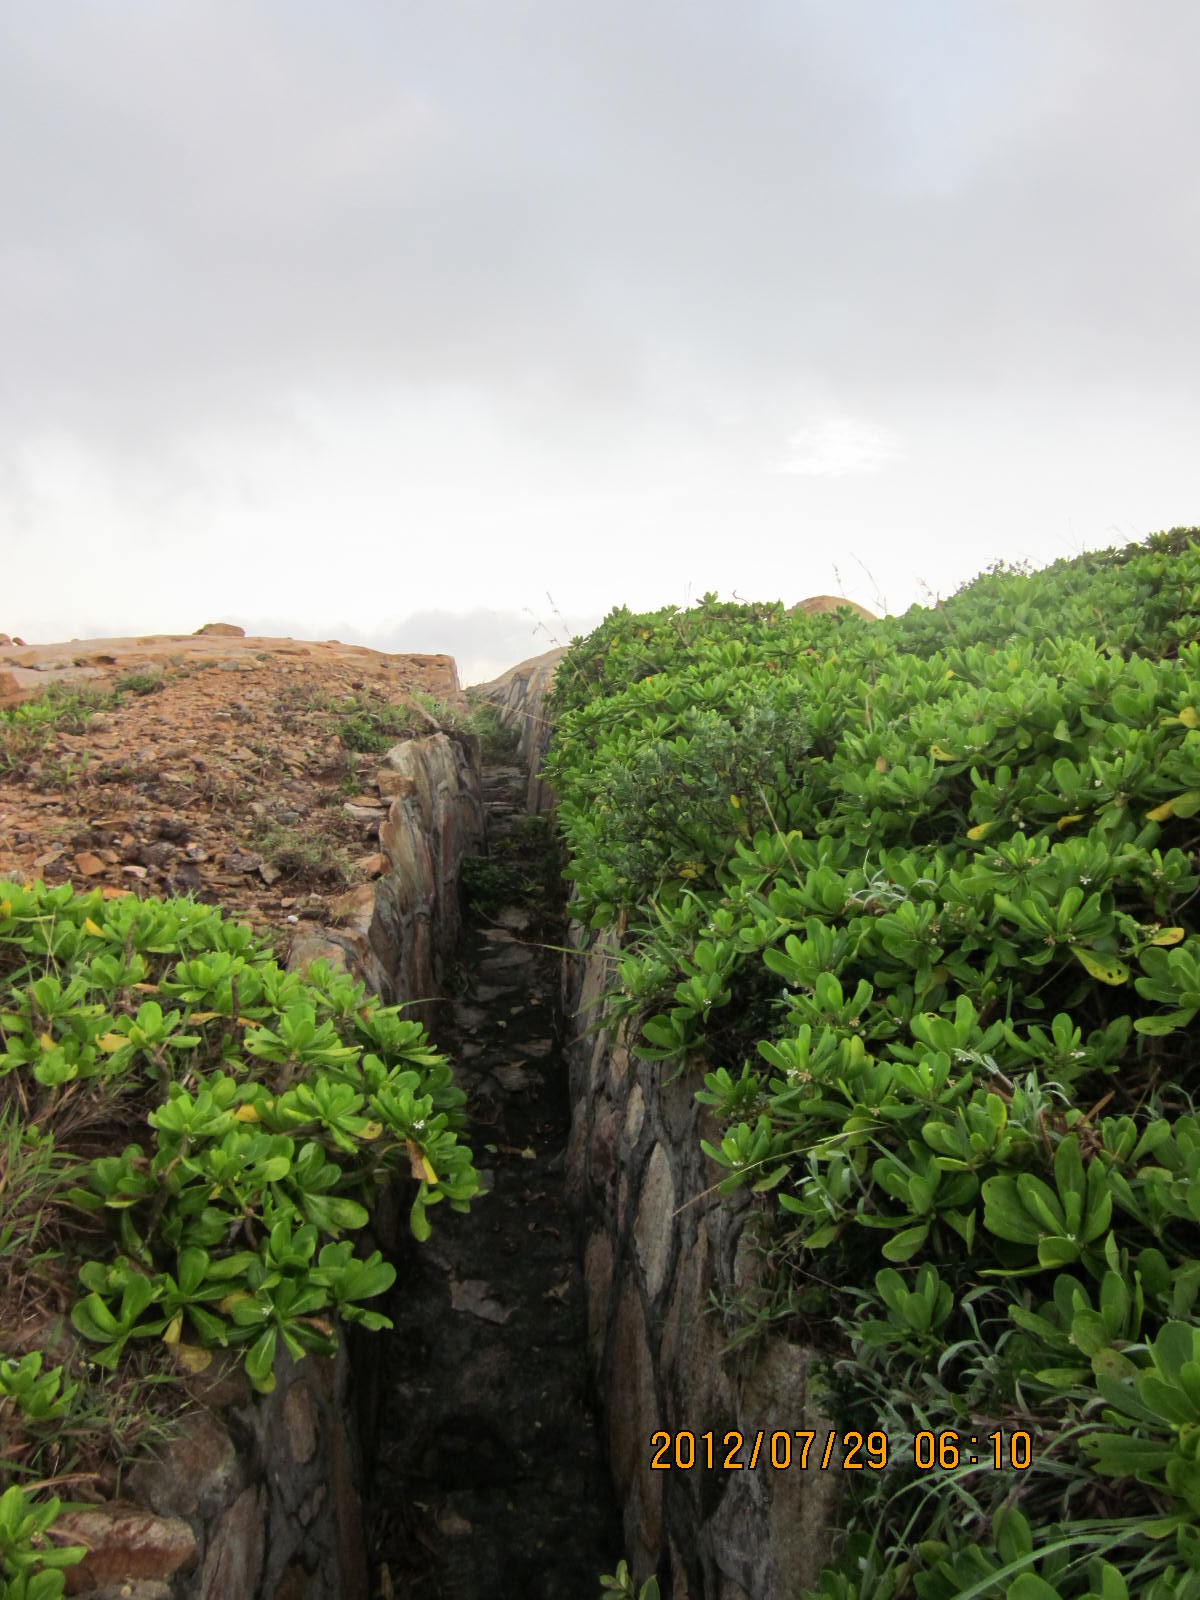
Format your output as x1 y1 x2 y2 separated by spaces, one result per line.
0 626 460 961
365 761 623 1600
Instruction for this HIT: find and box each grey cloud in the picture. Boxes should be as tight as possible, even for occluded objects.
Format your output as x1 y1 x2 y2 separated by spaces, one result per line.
0 0 1195 641
4 0 1195 454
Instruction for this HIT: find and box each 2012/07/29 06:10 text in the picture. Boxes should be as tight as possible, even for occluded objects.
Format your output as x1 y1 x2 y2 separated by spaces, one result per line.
649 1430 1033 1472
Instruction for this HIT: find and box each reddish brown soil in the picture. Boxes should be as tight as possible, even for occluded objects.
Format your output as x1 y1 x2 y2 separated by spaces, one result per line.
0 630 461 961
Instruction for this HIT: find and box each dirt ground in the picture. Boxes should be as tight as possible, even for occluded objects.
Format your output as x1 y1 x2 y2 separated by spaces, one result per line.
0 628 462 961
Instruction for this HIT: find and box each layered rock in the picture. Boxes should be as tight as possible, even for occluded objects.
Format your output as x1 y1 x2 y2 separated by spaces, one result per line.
286 730 484 1025
471 645 565 814
561 936 839 1599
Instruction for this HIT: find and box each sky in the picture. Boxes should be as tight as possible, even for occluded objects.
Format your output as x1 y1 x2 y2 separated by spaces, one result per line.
2 2 1197 686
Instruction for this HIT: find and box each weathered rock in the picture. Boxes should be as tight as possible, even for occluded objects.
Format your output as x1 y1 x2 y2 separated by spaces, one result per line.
283 1378 320 1466
471 646 565 813
71 1585 172 1600
564 932 841 1599
624 1083 645 1146
331 1416 368 1600
56 1506 197 1594
341 803 383 825
787 593 876 621
193 622 245 636
271 1562 314 1600
126 1408 241 1521
199 1486 265 1600
607 1285 659 1503
375 771 416 800
634 1143 675 1301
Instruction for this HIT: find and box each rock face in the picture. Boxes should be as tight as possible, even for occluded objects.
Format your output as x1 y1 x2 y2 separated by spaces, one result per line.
287 729 484 1025
562 940 840 1598
472 646 565 814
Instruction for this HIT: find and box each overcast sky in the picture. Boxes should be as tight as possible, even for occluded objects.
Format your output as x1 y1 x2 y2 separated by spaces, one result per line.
3 2 1197 684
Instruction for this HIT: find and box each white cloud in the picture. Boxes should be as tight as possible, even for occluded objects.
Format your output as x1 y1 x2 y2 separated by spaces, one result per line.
777 417 906 478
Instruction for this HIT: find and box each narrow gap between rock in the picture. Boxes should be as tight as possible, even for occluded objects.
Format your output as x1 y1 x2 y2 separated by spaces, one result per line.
360 759 623 1600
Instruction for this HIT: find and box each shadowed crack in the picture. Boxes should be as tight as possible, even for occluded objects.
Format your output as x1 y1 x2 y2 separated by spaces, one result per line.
364 763 623 1600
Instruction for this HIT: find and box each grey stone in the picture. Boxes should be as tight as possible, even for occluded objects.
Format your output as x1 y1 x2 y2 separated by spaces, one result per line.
282 1378 320 1466
624 1084 645 1147
126 1408 240 1521
200 1486 265 1600
634 1143 676 1301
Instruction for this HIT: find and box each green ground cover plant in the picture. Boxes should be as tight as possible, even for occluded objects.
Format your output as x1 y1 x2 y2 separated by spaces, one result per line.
0 686 119 781
333 691 420 753
435 692 522 763
0 881 478 1597
546 529 1200 1600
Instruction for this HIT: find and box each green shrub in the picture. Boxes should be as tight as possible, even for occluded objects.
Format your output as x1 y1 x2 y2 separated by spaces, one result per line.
545 532 1200 1599
0 880 479 1581
113 672 163 697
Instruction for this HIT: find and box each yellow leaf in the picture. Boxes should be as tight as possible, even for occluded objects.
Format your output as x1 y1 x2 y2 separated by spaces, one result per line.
360 1121 383 1141
189 1011 221 1024
730 795 740 808
163 1312 183 1346
1147 790 1200 822
234 1103 260 1122
0 900 11 919
97 1033 129 1053
39 1031 54 1051
237 1017 261 1029
1056 813 1086 829
930 744 955 761
966 822 994 841
1179 706 1199 729
217 1291 251 1314
132 982 159 992
83 917 104 936
171 1344 212 1374
1070 945 1129 986
875 756 888 772
421 1155 438 1185
1150 927 1186 946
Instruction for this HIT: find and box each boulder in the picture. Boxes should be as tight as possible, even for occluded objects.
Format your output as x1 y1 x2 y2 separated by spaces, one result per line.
54 1506 197 1593
788 594 876 621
